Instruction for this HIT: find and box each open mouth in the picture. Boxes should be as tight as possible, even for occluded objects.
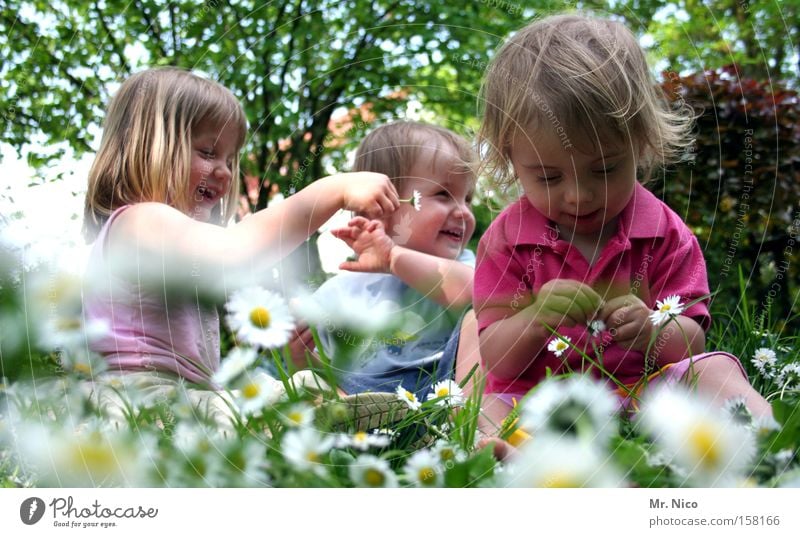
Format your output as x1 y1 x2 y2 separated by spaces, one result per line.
440 228 464 242
198 186 219 202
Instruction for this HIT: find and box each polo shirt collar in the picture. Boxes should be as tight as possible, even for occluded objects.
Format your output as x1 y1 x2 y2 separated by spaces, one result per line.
513 182 667 246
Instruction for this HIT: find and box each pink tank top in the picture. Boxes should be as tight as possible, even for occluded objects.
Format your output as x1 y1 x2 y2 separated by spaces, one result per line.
83 205 220 384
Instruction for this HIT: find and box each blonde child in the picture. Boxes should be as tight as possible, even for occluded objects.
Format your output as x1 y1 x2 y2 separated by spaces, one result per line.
474 14 770 428
82 67 398 414
307 122 481 398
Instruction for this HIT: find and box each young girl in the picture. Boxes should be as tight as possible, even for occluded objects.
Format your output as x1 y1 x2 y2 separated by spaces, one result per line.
308 121 481 399
82 67 398 413
473 14 770 427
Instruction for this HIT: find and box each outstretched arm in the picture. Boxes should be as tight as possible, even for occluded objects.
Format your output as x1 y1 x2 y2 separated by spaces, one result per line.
106 173 398 288
332 217 473 310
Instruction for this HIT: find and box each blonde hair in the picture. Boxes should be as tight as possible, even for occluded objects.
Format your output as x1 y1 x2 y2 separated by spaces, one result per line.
83 67 247 241
478 13 694 187
353 121 477 190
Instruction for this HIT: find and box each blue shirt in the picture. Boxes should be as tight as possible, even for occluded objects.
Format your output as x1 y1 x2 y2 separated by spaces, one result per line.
313 249 475 398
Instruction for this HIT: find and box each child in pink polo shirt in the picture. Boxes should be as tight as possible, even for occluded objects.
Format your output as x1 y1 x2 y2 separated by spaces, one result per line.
473 14 770 429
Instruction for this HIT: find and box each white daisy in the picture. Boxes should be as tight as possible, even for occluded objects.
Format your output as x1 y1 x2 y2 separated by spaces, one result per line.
640 386 756 486
338 431 392 451
282 428 335 476
649 295 685 326
721 396 753 426
212 347 258 386
777 363 800 388
426 379 465 407
225 286 295 349
349 455 398 488
547 335 571 357
588 319 607 337
404 449 443 487
501 434 625 488
235 372 279 417
519 375 618 443
751 348 777 376
399 190 423 212
432 439 467 464
395 385 421 411
280 403 315 428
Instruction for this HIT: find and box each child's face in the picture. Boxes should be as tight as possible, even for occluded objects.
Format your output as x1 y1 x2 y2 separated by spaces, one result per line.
510 126 637 243
188 121 240 222
386 146 476 260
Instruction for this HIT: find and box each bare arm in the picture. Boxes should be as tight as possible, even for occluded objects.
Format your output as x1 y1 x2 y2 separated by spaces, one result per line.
106 173 398 288
334 217 472 310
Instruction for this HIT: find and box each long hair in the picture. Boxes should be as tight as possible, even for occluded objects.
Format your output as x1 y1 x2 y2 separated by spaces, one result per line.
83 67 247 241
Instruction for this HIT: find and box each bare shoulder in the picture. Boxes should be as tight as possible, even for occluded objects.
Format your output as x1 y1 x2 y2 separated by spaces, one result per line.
107 202 190 249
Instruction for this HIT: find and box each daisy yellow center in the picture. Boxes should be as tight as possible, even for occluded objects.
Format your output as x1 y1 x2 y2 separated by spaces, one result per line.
543 471 581 488
659 304 672 313
69 442 116 476
306 451 320 463
249 307 271 329
436 387 450 398
439 448 455 461
242 382 260 399
73 363 92 375
689 424 720 469
404 391 416 402
354 431 368 442
57 318 82 331
556 341 568 351
418 466 437 486
288 412 303 424
363 468 385 487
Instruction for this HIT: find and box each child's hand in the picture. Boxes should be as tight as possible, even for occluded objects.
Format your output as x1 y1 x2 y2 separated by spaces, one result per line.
529 279 603 330
600 295 653 351
333 217 395 273
287 321 318 370
336 172 399 219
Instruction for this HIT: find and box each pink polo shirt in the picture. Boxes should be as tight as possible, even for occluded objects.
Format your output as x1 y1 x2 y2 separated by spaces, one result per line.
474 182 710 395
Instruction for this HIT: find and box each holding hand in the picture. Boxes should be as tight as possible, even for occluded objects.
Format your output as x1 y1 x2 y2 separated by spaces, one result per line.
335 172 399 219
333 217 395 273
529 279 603 330
600 294 653 351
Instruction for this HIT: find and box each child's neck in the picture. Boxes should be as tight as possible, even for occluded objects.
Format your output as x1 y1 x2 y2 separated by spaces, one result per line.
557 217 619 266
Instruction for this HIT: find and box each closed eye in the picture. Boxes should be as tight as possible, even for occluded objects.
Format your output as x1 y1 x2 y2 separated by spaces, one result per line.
592 165 617 175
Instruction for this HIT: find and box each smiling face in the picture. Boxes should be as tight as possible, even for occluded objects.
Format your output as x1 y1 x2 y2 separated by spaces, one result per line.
386 144 476 260
510 126 638 246
188 120 240 223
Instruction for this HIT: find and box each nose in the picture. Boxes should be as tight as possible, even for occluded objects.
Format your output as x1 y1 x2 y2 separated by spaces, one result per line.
563 178 594 207
212 159 233 183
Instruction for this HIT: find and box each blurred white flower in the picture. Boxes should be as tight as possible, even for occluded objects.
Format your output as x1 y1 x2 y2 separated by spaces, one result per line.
640 386 756 486
412 190 422 212
294 292 399 336
282 428 335 475
396 385 421 411
547 335 571 357
349 454 398 488
432 439 467 464
751 348 777 376
213 347 258 386
777 363 800 388
588 319 607 337
649 295 685 326
234 372 280 417
337 431 392 451
404 449 442 487
722 396 753 426
280 403 315 428
519 375 618 443
426 379 465 407
225 287 295 349
502 434 625 487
